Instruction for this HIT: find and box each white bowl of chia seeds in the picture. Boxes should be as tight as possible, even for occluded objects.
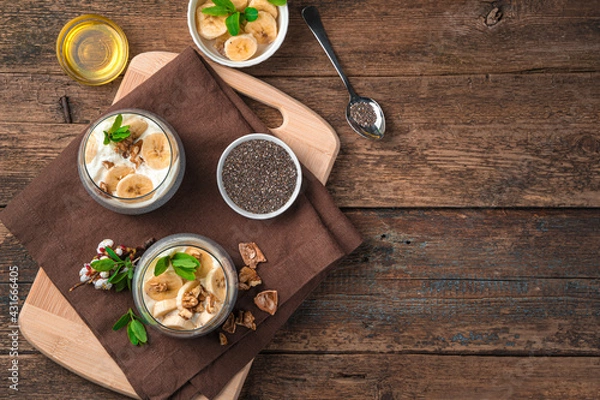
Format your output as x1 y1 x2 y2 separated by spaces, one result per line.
217 133 302 220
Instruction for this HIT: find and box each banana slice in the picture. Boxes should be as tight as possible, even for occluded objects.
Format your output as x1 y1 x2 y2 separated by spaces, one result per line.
205 267 227 302
175 280 201 311
141 132 171 170
152 298 178 318
197 2 228 40
224 34 258 61
184 247 215 279
248 0 278 18
104 165 134 194
144 270 183 301
84 135 98 164
115 173 154 199
231 0 247 11
122 117 148 140
244 11 278 45
161 311 196 330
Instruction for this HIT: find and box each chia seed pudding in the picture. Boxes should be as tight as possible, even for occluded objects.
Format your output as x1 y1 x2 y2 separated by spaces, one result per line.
222 138 298 215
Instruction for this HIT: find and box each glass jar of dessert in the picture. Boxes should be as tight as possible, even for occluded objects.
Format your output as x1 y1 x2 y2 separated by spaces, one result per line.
77 109 185 214
132 234 238 338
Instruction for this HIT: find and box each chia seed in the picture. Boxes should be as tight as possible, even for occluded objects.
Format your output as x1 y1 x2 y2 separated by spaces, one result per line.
349 102 377 127
222 139 298 214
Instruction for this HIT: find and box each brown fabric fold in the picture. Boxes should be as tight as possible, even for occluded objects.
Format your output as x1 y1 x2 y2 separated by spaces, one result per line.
1 47 362 400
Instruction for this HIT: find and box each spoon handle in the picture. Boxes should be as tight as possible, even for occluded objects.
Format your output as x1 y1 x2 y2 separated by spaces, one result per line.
302 6 357 98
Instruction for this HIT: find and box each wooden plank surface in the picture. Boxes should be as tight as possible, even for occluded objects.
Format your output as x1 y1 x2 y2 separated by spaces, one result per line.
1 0 599 398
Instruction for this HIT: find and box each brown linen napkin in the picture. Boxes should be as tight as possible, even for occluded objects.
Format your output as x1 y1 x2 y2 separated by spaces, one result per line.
1 47 362 400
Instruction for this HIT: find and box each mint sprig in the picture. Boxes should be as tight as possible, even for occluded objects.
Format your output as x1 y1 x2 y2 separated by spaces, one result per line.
202 0 282 36
153 252 200 281
113 308 148 346
103 114 131 145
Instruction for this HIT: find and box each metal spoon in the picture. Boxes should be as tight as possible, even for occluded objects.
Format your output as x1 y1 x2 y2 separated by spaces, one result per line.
302 5 385 140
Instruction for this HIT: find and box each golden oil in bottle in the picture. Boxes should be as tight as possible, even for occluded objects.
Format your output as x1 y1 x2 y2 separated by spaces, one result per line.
57 15 128 85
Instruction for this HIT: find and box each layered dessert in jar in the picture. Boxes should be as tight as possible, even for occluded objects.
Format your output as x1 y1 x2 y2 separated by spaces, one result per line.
78 109 185 214
133 234 238 338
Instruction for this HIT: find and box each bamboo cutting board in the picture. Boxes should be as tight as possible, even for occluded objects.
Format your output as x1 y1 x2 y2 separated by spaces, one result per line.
19 52 339 399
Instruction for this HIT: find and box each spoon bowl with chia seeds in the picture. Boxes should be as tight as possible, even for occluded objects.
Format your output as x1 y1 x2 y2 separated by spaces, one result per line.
302 5 385 140
217 134 302 220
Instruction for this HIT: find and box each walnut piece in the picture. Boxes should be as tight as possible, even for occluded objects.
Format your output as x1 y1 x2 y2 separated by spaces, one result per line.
99 181 109 193
235 310 256 331
239 266 262 290
102 160 115 169
222 312 236 334
114 136 134 158
219 332 228 346
239 242 266 269
178 308 193 320
181 292 199 309
254 290 278 316
129 139 144 168
205 294 217 314
147 281 168 294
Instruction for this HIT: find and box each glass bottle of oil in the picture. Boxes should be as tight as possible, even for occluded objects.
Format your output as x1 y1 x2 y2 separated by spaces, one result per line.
57 15 128 86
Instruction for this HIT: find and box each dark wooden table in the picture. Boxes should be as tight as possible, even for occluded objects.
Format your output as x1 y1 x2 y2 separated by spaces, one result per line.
2 0 599 398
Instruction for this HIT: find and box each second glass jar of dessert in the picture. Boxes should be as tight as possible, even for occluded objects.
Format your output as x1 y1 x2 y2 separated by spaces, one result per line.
77 109 185 214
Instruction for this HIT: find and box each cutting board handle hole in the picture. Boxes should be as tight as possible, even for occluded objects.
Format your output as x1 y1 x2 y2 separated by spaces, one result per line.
240 95 284 130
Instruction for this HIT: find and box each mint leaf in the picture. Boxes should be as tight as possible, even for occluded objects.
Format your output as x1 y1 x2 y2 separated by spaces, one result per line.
103 131 110 145
171 252 200 268
103 113 131 145
112 312 131 331
268 0 286 5
245 7 258 22
226 12 241 36
202 5 230 16
214 0 235 12
130 319 148 344
110 114 123 133
91 258 115 272
127 323 139 346
174 266 196 281
154 255 171 276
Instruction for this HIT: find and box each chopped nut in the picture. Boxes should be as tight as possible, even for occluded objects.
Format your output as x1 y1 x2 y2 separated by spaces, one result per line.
181 292 199 309
235 310 256 331
147 281 168 294
238 282 251 291
179 308 193 320
99 181 109 193
102 160 115 169
115 136 134 158
193 302 205 313
239 242 266 269
219 332 228 346
222 312 236 334
205 294 217 314
254 290 278 315
129 139 144 168
239 266 262 288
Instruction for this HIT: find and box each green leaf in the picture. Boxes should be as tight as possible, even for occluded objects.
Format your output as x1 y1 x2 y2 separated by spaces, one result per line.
154 255 171 276
103 131 110 145
91 258 116 272
109 271 128 284
245 7 258 22
127 323 139 346
202 5 230 16
226 12 241 36
105 246 121 262
171 252 200 269
268 0 286 5
114 280 127 292
174 266 196 281
110 114 123 133
112 312 131 331
130 319 148 344
214 0 235 12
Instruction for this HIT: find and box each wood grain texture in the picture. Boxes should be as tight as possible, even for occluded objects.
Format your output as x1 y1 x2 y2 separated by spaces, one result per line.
1 1 599 76
2 72 599 207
